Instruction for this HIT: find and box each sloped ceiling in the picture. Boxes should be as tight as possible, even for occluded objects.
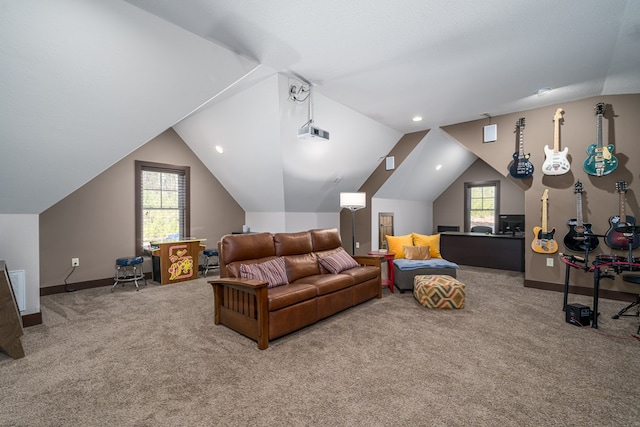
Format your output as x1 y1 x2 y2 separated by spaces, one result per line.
0 0 258 214
2 0 639 215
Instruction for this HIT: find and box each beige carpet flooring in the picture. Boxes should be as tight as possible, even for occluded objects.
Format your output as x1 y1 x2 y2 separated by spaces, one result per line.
1 266 639 427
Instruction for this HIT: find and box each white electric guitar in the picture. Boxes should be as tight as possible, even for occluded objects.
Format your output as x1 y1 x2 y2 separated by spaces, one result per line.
542 108 570 175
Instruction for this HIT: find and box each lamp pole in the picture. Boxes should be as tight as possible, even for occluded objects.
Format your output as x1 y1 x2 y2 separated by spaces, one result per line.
350 208 356 255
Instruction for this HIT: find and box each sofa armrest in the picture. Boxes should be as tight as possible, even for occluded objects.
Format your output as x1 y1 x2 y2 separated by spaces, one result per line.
352 256 383 298
208 278 270 350
352 255 381 268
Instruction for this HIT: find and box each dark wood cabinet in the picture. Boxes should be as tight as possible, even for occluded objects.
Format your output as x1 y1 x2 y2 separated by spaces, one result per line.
440 232 525 272
0 260 25 359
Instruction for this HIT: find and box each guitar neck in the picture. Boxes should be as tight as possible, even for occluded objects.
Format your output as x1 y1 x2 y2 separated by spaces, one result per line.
553 112 561 153
518 127 525 156
620 192 626 223
597 114 603 149
576 193 583 226
542 199 548 232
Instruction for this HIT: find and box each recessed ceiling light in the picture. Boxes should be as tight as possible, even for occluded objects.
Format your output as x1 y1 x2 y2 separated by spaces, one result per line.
412 116 423 122
215 145 224 154
435 164 442 171
535 87 552 95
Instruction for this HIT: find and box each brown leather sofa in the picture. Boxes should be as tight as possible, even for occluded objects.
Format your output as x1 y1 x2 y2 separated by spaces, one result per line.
208 228 381 349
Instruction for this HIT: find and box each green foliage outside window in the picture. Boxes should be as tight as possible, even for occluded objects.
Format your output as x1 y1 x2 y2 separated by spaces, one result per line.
142 170 181 245
469 185 496 229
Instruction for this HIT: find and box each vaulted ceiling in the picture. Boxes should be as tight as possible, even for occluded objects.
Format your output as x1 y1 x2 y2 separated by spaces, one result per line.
2 1 639 214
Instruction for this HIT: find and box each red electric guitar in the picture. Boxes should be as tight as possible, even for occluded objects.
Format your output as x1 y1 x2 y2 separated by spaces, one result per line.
605 181 640 250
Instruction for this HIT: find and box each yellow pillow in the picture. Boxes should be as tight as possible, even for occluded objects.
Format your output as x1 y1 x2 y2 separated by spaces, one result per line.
412 233 442 258
403 245 430 260
385 234 413 259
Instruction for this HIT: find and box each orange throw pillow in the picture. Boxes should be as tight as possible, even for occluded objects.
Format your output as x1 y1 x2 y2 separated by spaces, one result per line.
385 234 413 259
412 233 442 258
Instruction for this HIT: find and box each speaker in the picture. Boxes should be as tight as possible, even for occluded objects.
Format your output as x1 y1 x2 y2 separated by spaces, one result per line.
483 124 497 143
566 303 591 327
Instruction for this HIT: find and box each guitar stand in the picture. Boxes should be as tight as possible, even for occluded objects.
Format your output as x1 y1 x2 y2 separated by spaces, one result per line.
561 239 612 329
611 230 640 320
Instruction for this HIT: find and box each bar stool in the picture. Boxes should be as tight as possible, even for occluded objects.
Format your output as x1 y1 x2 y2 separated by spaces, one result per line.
111 256 146 292
202 249 219 277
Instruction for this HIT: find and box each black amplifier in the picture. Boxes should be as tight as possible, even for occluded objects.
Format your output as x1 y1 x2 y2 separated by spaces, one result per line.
566 303 591 327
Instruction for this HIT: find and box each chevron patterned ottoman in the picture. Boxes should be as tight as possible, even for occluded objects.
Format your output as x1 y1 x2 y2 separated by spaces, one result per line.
413 275 466 309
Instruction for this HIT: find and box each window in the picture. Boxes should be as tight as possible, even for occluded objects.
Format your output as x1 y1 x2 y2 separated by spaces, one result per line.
135 161 190 255
464 181 499 232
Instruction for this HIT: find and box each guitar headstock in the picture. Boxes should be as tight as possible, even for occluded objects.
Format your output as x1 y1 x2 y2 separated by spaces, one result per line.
616 181 627 194
594 102 605 116
516 117 525 129
541 189 549 201
574 181 583 194
553 108 563 121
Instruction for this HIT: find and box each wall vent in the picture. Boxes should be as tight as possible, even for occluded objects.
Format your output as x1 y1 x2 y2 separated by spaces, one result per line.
9 270 25 312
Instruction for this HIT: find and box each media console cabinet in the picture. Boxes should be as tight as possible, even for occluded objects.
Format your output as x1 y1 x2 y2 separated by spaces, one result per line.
440 232 525 272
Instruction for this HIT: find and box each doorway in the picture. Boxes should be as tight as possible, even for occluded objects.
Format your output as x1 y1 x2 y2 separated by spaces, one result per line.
378 212 394 250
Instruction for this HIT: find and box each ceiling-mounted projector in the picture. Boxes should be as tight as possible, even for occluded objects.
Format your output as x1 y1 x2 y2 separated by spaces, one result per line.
298 124 330 141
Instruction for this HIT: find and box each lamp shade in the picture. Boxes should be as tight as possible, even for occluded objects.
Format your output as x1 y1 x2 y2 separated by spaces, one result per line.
340 192 366 210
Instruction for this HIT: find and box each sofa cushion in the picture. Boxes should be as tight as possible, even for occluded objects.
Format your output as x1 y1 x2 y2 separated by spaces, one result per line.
310 228 342 251
293 273 354 296
274 231 313 256
339 265 380 284
220 232 275 265
412 233 442 259
284 253 320 283
318 248 359 273
386 234 413 259
239 257 289 288
404 245 431 260
268 283 317 311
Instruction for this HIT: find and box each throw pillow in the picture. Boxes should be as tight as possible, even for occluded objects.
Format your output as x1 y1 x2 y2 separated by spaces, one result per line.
239 257 288 288
318 248 359 274
411 233 442 258
403 245 431 260
385 234 413 259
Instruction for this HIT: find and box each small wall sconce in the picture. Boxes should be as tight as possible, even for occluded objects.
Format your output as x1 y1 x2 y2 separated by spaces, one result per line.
385 156 395 170
483 124 497 143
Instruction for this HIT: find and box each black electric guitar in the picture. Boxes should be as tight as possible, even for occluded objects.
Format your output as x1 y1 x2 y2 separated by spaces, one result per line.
509 118 534 179
563 181 599 252
605 181 640 250
583 102 618 176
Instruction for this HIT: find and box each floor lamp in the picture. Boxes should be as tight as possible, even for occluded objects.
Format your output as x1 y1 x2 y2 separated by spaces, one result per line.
340 192 366 255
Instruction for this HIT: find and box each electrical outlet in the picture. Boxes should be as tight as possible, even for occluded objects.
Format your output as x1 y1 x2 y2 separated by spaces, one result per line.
356 242 360 249
546 258 554 267
71 258 80 267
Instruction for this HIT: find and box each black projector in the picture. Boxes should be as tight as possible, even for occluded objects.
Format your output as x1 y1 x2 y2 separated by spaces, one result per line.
566 303 591 327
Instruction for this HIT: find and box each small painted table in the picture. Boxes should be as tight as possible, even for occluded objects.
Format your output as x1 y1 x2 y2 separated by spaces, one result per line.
367 251 395 293
150 238 206 285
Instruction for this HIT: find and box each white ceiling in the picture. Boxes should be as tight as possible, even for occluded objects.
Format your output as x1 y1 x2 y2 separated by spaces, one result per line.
2 0 639 215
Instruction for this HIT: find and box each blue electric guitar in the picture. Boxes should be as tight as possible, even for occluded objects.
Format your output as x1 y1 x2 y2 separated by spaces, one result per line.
583 102 618 176
509 118 534 179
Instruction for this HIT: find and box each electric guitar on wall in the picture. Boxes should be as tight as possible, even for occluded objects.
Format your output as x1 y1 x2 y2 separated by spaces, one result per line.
542 108 570 175
509 118 534 179
563 181 599 252
604 181 640 250
532 189 558 254
583 102 618 176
